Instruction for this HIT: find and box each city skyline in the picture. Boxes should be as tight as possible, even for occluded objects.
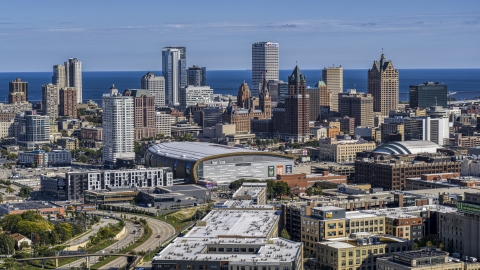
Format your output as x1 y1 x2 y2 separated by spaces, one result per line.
0 1 478 71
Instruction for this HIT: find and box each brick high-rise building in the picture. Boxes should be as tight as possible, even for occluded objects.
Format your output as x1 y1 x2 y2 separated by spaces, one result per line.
284 66 309 142
338 89 374 128
59 87 77 118
141 71 165 108
123 89 156 140
9 78 28 103
368 53 399 115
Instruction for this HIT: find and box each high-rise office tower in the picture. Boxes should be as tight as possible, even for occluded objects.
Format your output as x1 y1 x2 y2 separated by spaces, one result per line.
102 85 135 167
179 86 214 110
9 78 28 103
285 66 309 142
65 58 83 103
52 65 67 89
368 53 399 115
59 87 77 118
338 89 374 128
308 81 330 122
237 82 252 109
162 47 187 106
252 42 279 97
123 89 156 140
278 80 288 103
259 78 272 119
322 66 343 112
141 71 166 108
14 110 50 149
41 83 59 120
409 82 448 109
187 65 206 86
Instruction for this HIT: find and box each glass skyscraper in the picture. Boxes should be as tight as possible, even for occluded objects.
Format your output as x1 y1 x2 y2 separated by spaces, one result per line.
162 47 187 106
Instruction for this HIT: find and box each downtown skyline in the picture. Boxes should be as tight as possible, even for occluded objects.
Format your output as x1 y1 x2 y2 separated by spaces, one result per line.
0 1 479 72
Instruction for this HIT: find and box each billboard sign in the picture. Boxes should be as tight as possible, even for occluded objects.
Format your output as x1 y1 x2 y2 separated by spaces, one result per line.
268 166 275 177
285 165 293 174
458 201 480 214
276 165 284 175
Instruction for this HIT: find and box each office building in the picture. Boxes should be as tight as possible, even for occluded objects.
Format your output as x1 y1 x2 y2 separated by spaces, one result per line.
237 81 252 108
278 80 288 103
0 102 32 122
232 182 267 205
316 139 376 163
339 89 374 128
102 85 135 167
381 122 405 142
141 71 166 108
162 46 187 106
122 89 156 140
52 65 66 89
322 66 343 112
252 41 279 96
18 149 71 167
410 82 448 109
0 120 14 139
368 53 399 115
41 83 58 120
201 107 224 128
155 111 172 138
179 86 214 110
308 86 321 121
59 87 77 118
8 78 28 103
14 110 50 148
273 66 310 142
65 58 82 103
187 65 206 86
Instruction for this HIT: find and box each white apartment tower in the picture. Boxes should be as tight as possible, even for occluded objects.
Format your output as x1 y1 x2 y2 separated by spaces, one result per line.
252 42 279 97
141 71 166 108
41 83 59 120
102 85 135 167
155 112 172 138
52 65 66 89
162 47 187 106
64 58 83 103
322 66 343 112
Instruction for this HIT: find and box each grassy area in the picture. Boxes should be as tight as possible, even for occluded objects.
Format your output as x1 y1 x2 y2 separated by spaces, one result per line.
57 256 79 267
90 223 152 270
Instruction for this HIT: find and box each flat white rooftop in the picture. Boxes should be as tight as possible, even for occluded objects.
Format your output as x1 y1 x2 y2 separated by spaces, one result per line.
185 209 280 238
154 237 302 264
233 186 265 199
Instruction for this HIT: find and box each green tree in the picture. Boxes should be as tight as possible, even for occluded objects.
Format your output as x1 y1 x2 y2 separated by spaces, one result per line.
19 186 32 198
42 146 51 152
134 141 142 153
280 229 291 240
0 193 3 203
55 223 73 242
5 185 14 194
425 241 433 247
7 153 17 160
77 155 88 163
19 241 30 250
0 234 15 255
306 187 314 197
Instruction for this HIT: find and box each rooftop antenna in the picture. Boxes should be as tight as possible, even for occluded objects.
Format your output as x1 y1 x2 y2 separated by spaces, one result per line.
382 48 384 54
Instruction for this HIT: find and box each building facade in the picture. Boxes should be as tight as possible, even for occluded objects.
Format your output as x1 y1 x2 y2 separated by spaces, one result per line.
9 78 28 103
187 65 206 86
410 82 448 109
65 58 82 103
368 54 399 115
322 66 343 112
14 110 50 148
141 71 166 108
41 83 58 120
162 47 187 106
179 86 213 110
155 111 172 138
52 64 67 89
102 85 135 167
339 90 374 128
252 41 279 96
59 87 77 118
123 89 156 140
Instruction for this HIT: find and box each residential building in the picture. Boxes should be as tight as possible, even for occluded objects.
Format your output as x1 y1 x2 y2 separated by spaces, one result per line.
162 46 187 106
252 41 279 96
0 102 32 122
41 83 58 120
9 233 32 250
179 85 214 110
123 89 156 140
155 111 172 137
14 110 50 148
377 249 474 270
80 126 103 141
56 137 77 150
9 78 28 103
18 149 71 167
102 85 135 167
328 116 356 135
0 120 14 138
187 65 206 86
59 87 77 118
65 58 82 103
368 53 399 115
319 81 332 109
232 182 267 205
339 89 374 128
52 64 66 89
322 66 343 112
307 85 321 121
141 71 166 108
317 234 412 270
410 82 448 109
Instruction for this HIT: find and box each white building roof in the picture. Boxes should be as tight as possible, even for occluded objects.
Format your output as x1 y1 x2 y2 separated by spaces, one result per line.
373 140 439 155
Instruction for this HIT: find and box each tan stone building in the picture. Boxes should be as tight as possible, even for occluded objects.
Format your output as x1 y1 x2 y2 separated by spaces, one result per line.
339 89 374 128
123 89 156 140
9 78 28 103
368 53 399 115
316 138 376 163
322 66 343 112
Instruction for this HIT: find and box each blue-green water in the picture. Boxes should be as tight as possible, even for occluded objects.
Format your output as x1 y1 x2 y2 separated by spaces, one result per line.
0 69 479 104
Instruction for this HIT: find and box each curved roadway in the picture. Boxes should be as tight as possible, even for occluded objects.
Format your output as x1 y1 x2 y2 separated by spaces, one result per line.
98 213 176 270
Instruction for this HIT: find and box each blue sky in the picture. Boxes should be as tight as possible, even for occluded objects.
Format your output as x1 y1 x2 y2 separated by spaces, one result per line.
0 0 479 71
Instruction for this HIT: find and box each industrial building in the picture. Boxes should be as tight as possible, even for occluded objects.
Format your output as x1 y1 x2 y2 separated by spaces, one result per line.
145 142 294 187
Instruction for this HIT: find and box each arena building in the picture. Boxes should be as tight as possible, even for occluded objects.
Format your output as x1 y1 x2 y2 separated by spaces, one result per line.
372 140 440 155
145 142 295 187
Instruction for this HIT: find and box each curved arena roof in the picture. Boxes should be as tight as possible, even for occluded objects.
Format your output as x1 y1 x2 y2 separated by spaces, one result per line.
372 140 440 155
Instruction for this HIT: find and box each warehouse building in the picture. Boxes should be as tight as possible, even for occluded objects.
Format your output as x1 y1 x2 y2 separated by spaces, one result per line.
145 142 295 187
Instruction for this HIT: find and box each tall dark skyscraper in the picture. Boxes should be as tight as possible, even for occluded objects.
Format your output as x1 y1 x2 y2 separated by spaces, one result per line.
162 47 187 106
409 82 448 109
368 53 399 115
9 78 28 103
187 65 206 86
284 66 309 142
